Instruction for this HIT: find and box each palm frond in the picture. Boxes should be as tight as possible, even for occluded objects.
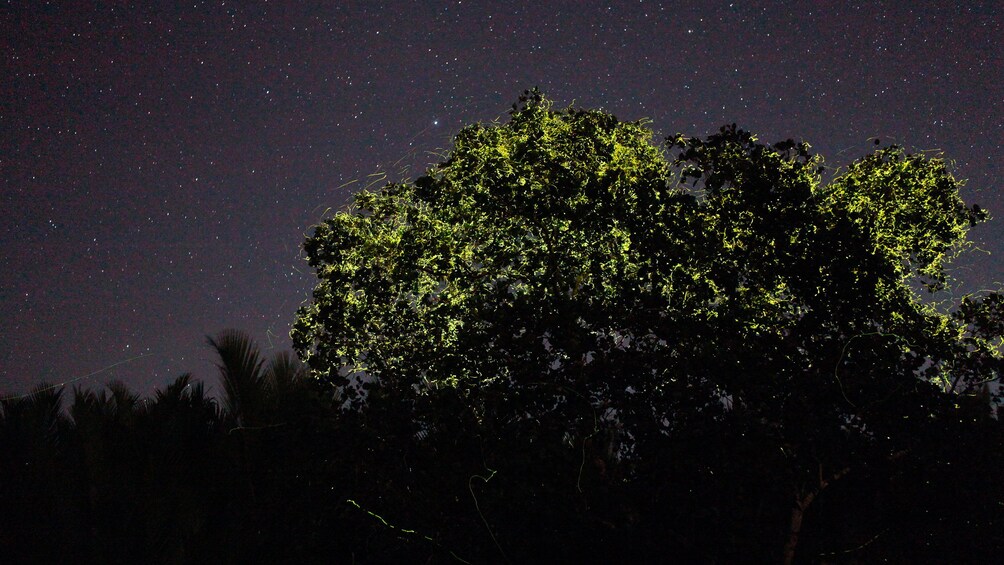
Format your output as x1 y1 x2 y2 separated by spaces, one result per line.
207 329 267 427
0 383 65 445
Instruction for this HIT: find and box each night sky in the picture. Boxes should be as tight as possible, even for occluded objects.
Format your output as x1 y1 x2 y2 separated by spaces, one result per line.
3 1 1001 399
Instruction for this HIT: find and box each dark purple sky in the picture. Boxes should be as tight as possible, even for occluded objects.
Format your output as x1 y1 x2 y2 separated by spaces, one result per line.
2 1 1001 399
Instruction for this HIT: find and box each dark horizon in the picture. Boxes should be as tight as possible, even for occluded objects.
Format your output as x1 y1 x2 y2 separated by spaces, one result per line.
3 1 1001 398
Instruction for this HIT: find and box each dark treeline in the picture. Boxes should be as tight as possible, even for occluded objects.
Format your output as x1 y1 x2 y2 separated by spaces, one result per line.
0 330 344 563
2 340 1002 563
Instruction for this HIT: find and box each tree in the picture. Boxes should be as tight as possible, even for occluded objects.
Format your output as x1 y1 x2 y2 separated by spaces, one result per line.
293 90 1002 562
140 374 228 562
64 380 152 561
208 329 315 430
206 329 340 561
0 384 70 562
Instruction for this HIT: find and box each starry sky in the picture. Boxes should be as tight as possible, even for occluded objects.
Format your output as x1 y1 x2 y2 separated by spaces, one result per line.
2 1 1001 399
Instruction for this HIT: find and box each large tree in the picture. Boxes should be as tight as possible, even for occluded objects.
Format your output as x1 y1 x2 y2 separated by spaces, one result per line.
293 90 1002 562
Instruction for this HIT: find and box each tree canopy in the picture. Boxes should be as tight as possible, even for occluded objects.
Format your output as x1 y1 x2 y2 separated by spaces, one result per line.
292 90 1003 562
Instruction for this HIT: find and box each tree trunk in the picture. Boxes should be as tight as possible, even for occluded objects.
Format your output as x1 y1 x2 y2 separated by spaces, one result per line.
782 464 851 564
783 492 814 565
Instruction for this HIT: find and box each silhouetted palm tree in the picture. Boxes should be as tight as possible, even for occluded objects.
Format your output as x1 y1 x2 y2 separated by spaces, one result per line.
206 329 335 561
147 373 222 432
140 373 231 563
208 329 269 429
207 329 314 429
0 383 66 450
65 380 147 562
0 384 69 560
264 349 315 422
70 380 143 428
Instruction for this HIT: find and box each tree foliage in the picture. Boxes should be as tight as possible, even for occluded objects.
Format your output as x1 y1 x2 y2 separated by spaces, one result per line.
293 90 1002 562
